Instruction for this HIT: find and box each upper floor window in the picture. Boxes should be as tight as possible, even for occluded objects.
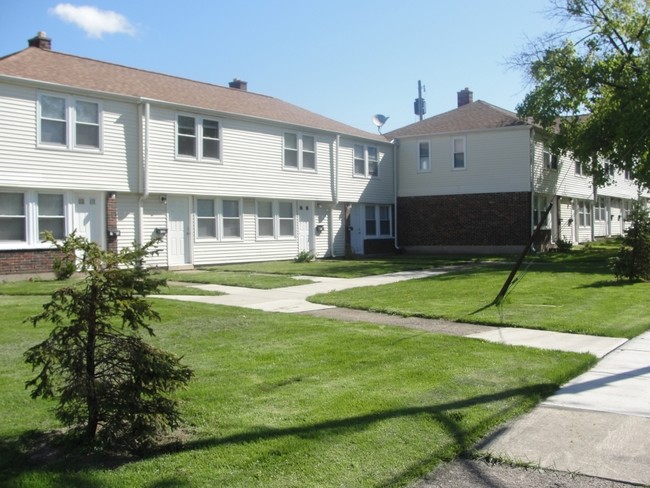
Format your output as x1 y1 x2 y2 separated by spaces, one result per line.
177 115 220 161
452 137 466 169
196 198 241 240
283 132 316 170
365 204 393 237
543 149 558 170
575 161 586 176
39 94 101 150
418 141 430 172
354 144 379 177
624 169 632 180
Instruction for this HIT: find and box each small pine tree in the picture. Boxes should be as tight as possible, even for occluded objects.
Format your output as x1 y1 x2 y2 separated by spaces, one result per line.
611 201 650 282
24 233 194 451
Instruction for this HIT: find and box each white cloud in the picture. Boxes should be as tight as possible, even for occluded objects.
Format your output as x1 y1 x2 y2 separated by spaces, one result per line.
50 4 136 39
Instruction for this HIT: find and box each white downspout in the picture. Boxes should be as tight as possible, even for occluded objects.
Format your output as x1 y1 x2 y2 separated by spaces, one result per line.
329 134 340 257
393 139 399 251
138 101 150 244
530 128 536 237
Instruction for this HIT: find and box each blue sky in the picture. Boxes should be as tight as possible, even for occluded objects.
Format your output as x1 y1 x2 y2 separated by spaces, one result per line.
0 1 555 133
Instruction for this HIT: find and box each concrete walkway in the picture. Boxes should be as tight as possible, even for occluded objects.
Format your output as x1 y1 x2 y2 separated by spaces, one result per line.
157 270 649 486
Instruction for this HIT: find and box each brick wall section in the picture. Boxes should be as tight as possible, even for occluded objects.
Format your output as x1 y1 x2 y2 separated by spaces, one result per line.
0 248 61 275
364 238 395 255
106 192 118 252
397 192 531 246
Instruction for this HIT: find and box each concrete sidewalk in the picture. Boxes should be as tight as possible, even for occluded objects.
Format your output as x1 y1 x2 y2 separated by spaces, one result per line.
157 270 649 485
477 332 650 486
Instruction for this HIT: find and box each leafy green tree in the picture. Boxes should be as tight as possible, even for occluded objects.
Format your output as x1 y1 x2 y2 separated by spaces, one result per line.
611 200 650 280
515 0 650 187
25 233 194 451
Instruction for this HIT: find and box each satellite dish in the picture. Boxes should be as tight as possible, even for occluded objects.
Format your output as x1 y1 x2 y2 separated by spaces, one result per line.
372 114 389 134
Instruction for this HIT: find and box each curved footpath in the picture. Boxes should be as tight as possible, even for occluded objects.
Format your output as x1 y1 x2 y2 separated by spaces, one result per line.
158 270 650 487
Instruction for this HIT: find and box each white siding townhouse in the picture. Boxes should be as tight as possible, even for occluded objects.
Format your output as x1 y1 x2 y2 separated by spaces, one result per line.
0 33 395 275
386 88 649 253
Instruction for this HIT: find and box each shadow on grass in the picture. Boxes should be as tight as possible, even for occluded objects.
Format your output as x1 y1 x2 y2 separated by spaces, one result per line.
0 383 558 487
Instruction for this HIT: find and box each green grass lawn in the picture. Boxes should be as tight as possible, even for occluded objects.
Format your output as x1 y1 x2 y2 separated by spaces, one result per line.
0 296 595 487
309 255 650 338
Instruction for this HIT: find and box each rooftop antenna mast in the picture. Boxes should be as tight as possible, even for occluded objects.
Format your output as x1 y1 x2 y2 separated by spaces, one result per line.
414 80 426 121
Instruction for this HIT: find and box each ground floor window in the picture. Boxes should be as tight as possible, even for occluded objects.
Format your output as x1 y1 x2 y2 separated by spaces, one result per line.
594 197 607 222
195 197 241 240
256 200 295 239
365 204 393 238
533 195 550 228
0 190 69 247
577 200 592 227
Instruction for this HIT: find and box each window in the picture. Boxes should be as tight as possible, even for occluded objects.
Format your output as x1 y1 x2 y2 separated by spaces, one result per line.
257 200 274 237
177 115 220 160
0 193 25 241
578 200 592 227
279 202 295 237
533 196 550 228
256 200 295 239
575 161 585 176
594 197 607 222
38 194 65 240
543 150 558 170
418 141 430 172
354 144 379 177
283 132 316 170
39 94 101 150
196 199 217 238
452 137 465 169
365 205 393 237
196 198 241 239
222 200 241 238
624 169 632 180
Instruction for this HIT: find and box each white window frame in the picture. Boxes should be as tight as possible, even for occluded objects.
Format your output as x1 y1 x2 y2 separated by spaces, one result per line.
283 132 317 171
418 141 431 172
594 197 607 222
0 190 71 249
176 114 222 162
543 149 558 170
195 197 242 241
364 204 393 238
452 137 466 170
38 92 102 152
575 161 586 176
0 192 26 243
353 144 379 178
255 200 296 240
533 195 550 229
577 200 592 227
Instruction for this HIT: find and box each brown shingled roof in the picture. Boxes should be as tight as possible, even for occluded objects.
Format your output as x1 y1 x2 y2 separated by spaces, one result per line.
0 46 386 142
384 100 529 139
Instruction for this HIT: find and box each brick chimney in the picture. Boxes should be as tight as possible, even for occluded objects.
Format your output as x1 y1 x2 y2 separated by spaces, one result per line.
28 31 52 50
457 87 473 107
228 79 248 91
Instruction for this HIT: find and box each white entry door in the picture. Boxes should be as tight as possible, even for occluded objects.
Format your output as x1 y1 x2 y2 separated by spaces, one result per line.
297 201 313 254
167 196 191 266
350 204 364 255
74 193 101 244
